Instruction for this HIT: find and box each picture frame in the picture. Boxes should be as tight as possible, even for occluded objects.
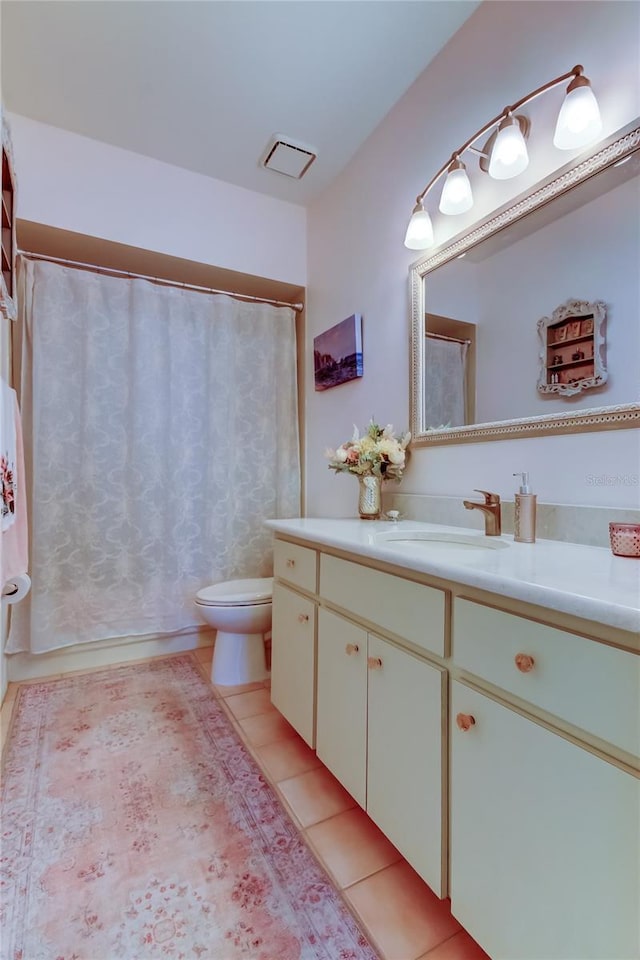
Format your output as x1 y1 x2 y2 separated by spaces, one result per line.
313 313 363 391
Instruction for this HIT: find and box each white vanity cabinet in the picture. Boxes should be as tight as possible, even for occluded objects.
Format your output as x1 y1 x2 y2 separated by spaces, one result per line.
269 526 639 960
451 598 640 960
315 564 448 897
270 540 318 748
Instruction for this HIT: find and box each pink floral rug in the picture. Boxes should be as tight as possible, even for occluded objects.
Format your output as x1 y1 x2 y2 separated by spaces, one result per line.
1 655 378 960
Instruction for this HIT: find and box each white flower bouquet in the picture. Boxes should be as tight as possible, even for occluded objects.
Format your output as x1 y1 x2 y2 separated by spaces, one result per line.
325 420 411 481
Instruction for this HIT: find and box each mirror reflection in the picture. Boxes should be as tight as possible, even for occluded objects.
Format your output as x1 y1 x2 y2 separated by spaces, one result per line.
411 125 640 444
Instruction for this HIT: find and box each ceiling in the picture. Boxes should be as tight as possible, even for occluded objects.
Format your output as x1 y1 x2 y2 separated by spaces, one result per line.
0 0 479 205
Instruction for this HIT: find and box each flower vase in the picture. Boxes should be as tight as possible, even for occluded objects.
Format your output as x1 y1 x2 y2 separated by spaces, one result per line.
358 475 382 520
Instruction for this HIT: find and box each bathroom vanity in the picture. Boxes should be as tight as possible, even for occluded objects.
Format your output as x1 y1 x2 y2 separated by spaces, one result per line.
266 518 640 960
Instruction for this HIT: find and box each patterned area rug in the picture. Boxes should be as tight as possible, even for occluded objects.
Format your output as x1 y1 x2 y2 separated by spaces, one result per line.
1 655 378 960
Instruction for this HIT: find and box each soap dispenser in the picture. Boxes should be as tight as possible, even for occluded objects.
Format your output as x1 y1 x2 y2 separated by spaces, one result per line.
513 472 537 543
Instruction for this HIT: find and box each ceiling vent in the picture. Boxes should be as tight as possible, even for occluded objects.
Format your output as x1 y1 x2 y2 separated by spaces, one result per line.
261 134 317 180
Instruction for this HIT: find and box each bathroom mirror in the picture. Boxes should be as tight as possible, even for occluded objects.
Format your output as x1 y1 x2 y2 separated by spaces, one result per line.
409 121 640 445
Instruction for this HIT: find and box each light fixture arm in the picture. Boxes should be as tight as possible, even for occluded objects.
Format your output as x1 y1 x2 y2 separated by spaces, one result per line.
414 65 584 205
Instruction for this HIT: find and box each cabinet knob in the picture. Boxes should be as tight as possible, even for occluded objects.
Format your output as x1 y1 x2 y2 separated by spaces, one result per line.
286 558 296 568
297 613 309 624
367 656 383 670
515 653 535 673
456 712 476 732
345 643 359 656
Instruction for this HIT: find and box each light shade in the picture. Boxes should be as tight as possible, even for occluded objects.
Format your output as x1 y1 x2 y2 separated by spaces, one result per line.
488 115 529 180
404 201 434 250
439 159 473 215
553 76 602 149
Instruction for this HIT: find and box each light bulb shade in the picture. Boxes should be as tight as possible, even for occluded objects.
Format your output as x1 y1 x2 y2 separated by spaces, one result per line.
488 116 529 180
404 202 434 250
553 81 602 150
439 161 473 215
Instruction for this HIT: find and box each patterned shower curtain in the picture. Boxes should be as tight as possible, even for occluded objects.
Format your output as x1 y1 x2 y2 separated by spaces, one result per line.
424 335 469 430
8 259 300 654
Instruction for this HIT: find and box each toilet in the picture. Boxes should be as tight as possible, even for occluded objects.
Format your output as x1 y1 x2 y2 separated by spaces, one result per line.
194 577 273 685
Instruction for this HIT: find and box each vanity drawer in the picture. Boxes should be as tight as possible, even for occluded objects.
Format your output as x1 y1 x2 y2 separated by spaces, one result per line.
320 554 446 657
453 598 640 757
274 539 317 593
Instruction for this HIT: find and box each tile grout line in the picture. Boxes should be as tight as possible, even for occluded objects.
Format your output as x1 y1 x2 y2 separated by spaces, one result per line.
419 931 461 959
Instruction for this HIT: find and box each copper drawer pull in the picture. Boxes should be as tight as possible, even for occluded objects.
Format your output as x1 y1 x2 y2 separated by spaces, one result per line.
456 712 476 732
345 643 359 656
286 558 295 568
367 656 383 670
515 653 535 673
297 613 309 624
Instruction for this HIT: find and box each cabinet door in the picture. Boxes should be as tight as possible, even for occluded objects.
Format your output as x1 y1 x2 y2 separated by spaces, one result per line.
367 635 446 897
451 681 640 960
270 582 316 747
316 607 367 807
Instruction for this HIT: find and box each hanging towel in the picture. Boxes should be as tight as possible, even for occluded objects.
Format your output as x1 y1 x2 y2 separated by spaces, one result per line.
1 378 28 588
1 378 17 531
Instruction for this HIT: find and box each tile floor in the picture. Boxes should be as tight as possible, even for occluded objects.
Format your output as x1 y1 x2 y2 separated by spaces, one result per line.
0 646 490 960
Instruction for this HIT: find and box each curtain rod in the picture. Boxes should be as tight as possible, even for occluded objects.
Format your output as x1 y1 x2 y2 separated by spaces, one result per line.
426 331 471 344
18 251 304 312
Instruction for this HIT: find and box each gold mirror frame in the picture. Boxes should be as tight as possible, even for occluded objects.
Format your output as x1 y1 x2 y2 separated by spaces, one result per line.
409 122 640 446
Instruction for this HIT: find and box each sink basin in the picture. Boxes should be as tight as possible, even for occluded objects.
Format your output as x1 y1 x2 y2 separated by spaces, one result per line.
375 530 510 552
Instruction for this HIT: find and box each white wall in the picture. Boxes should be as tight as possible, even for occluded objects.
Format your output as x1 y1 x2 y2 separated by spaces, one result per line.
475 176 638 421
306 0 640 517
8 113 307 286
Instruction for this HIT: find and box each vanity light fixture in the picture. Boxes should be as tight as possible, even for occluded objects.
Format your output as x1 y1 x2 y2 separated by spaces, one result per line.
487 113 530 180
404 64 603 249
553 72 602 149
404 199 435 250
439 157 473 215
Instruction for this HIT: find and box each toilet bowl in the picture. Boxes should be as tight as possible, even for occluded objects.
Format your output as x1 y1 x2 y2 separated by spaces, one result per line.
195 578 272 686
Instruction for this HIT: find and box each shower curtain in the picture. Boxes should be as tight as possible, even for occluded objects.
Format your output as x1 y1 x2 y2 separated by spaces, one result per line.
424 336 469 430
8 259 300 654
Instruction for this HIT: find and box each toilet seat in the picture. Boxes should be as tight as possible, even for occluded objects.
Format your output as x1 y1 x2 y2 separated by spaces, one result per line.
195 577 273 607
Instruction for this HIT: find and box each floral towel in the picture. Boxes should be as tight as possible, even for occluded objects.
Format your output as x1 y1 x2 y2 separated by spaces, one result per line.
1 378 17 532
1 377 28 587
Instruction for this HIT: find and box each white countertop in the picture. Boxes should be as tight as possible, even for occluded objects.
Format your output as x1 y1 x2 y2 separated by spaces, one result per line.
265 518 640 635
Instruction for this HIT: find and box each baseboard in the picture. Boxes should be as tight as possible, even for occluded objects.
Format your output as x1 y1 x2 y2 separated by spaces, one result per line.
6 626 215 682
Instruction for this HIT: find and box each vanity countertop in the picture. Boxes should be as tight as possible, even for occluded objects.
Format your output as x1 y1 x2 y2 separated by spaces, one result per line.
265 518 640 636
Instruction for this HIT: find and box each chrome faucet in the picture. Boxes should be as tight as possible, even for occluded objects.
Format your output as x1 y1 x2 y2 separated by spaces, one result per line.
463 489 502 536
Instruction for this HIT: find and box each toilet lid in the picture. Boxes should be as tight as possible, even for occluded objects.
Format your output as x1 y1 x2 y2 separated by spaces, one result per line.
196 577 273 606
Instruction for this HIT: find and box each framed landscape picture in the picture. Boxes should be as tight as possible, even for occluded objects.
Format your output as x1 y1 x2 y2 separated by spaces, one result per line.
313 313 363 391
